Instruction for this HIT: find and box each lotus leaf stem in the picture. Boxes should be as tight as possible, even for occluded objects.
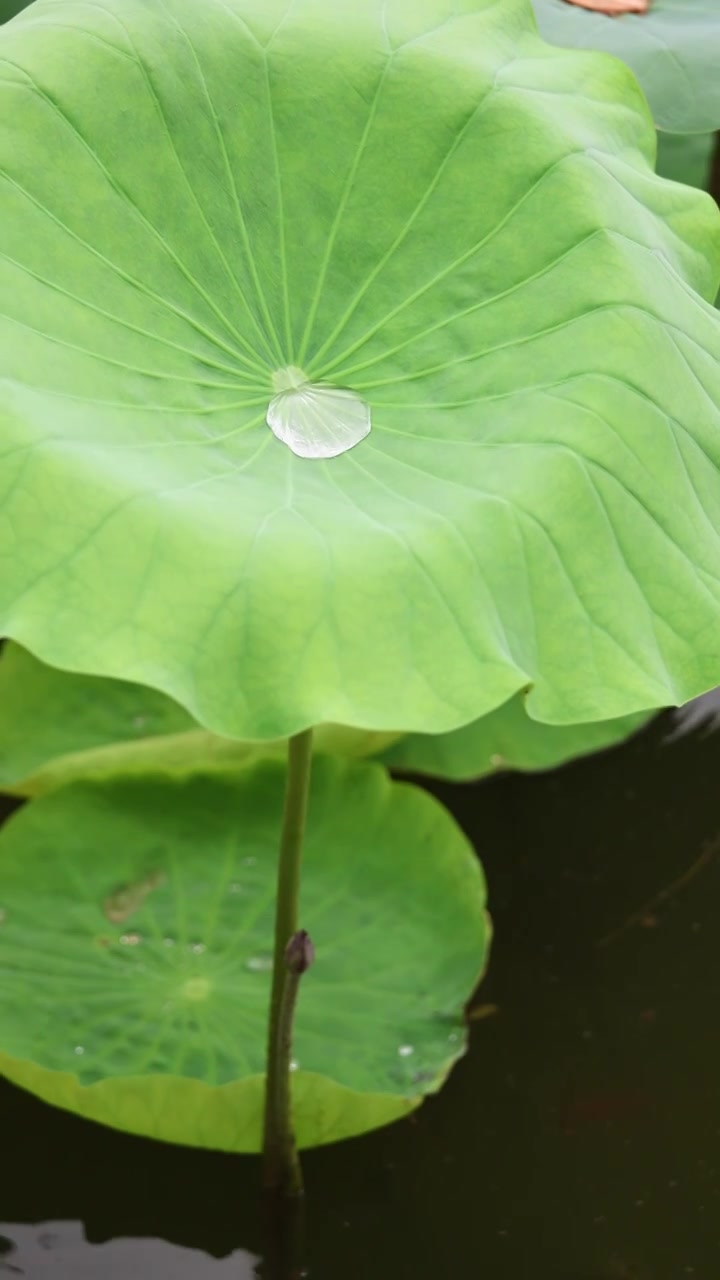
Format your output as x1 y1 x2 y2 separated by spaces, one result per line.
262 728 314 1196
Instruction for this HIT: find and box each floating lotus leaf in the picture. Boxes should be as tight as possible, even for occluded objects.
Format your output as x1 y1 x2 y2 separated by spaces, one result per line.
2 0 720 742
0 759 489 1149
382 694 652 781
0 644 399 796
532 0 720 134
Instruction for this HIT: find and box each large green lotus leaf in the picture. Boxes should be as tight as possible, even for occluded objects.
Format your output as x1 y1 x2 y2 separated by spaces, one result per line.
532 0 720 134
0 643 399 796
2 0 720 742
381 694 652 781
0 759 489 1150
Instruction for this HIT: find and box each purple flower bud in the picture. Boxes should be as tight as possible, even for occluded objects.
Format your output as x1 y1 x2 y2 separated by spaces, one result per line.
284 930 315 976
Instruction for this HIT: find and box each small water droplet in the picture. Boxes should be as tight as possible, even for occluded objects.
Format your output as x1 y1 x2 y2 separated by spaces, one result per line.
398 1044 414 1058
448 1032 459 1044
243 856 258 867
163 937 175 947
228 882 244 895
189 942 206 955
290 1059 299 1072
245 955 273 973
74 1046 85 1056
120 932 142 946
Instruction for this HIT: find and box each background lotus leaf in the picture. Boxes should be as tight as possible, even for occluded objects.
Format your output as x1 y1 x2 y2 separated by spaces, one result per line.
655 132 716 191
382 696 652 781
0 759 490 1150
532 0 720 135
2 0 720 743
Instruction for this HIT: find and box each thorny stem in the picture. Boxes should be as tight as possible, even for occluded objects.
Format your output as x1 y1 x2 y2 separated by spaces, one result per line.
262 729 314 1196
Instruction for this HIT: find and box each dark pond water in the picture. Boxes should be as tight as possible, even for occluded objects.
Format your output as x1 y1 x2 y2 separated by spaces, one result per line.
2 697 720 1278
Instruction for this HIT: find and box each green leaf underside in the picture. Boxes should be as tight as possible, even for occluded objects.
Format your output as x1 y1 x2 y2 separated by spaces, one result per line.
532 0 720 135
0 641 652 792
382 698 652 781
0 759 489 1150
2 1 720 742
0 643 400 796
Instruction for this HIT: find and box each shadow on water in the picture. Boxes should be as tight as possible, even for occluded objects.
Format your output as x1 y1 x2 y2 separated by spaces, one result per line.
2 697 720 1277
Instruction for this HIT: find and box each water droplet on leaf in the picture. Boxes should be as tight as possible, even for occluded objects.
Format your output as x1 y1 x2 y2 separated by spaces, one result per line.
120 932 142 946
398 1044 415 1058
245 955 273 973
267 367 370 459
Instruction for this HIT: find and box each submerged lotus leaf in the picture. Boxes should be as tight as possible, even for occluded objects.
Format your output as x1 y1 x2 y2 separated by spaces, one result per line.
382 692 652 781
2 0 720 742
532 0 720 134
0 759 489 1150
0 644 400 796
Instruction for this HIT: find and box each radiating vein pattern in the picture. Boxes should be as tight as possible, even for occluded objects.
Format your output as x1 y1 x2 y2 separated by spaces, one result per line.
1 0 720 740
0 760 488 1150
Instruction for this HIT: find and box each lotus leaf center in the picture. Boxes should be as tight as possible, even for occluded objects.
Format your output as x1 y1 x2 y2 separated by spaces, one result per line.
182 977 212 1002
